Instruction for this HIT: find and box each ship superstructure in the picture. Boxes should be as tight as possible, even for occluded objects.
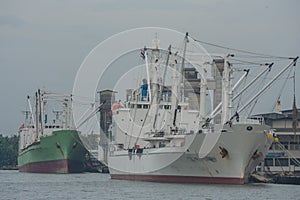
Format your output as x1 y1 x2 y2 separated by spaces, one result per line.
107 33 298 184
18 90 88 173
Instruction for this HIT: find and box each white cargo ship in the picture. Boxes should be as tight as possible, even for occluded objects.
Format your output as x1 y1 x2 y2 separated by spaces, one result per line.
107 33 298 184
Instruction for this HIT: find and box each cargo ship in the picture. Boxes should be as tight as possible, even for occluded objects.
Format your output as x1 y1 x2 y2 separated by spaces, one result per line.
18 90 88 173
107 32 298 184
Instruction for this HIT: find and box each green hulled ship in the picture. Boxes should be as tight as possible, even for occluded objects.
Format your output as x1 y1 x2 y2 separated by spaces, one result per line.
18 130 88 173
18 90 88 173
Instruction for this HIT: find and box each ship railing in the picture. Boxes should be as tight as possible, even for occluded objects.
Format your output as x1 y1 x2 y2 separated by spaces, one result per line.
202 124 223 134
276 142 300 167
234 116 265 125
201 116 264 133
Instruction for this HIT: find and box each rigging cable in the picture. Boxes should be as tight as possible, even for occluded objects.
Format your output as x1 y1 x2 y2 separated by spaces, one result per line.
230 58 273 67
246 66 271 116
190 36 293 60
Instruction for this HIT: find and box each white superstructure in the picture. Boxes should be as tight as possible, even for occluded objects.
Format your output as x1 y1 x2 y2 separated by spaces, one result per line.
107 33 297 184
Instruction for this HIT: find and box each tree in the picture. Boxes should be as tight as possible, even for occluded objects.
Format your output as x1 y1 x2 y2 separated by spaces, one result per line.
0 134 19 168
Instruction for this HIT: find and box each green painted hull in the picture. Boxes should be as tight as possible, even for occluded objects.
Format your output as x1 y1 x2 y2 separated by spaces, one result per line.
18 130 88 173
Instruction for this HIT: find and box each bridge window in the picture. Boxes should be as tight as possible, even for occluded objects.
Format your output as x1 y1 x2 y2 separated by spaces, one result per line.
264 158 273 166
164 105 171 109
275 158 288 166
291 158 300 166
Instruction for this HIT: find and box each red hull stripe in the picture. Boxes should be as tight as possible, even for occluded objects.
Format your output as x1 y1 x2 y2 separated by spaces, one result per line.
110 174 245 184
19 159 84 173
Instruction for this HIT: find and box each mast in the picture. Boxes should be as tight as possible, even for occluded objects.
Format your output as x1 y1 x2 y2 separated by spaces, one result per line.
69 94 73 129
169 33 189 132
150 44 160 106
144 48 151 102
146 38 161 131
153 45 172 131
158 45 171 104
35 91 39 140
199 68 207 123
27 95 35 125
227 58 233 123
38 89 44 136
179 32 189 102
221 55 233 124
292 63 298 135
63 99 68 129
170 55 179 132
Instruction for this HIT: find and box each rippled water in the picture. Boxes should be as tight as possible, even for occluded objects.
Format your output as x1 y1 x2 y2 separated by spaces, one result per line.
1 170 300 200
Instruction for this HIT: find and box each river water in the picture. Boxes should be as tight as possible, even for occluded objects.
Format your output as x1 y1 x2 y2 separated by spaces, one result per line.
1 170 299 200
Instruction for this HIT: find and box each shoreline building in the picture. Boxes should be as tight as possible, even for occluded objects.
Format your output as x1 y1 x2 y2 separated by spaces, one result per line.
256 109 300 173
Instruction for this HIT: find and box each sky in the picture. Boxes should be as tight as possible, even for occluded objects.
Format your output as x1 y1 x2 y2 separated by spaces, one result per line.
0 0 300 135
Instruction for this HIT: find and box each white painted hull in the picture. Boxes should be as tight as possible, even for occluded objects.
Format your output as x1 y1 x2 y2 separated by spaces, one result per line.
108 124 273 184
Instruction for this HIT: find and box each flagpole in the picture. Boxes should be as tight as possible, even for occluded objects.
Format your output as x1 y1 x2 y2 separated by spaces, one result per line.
292 62 298 142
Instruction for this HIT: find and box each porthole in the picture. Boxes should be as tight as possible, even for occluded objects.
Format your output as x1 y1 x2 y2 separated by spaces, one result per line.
246 126 253 131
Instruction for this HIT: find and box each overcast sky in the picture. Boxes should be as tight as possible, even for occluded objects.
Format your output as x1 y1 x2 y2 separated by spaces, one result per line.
0 0 299 135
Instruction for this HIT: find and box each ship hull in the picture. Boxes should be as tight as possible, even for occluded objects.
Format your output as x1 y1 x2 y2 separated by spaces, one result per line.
18 130 88 173
110 174 244 184
108 124 273 184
